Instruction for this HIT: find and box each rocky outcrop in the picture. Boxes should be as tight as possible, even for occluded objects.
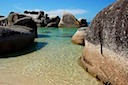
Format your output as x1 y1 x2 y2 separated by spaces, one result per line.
58 12 80 28
78 18 88 27
39 14 50 27
13 17 37 37
0 17 7 26
0 25 35 55
47 16 60 27
24 11 50 27
72 27 87 45
0 16 4 18
24 11 39 15
80 0 128 85
7 12 26 25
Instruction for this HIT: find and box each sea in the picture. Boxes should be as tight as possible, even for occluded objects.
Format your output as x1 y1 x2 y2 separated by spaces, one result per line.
0 27 102 85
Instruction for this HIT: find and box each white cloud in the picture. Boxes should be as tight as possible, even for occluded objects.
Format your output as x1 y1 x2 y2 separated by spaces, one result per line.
44 9 87 17
14 5 88 18
15 5 41 12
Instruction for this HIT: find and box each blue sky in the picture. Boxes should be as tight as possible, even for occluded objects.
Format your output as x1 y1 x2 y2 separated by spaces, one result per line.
0 0 116 22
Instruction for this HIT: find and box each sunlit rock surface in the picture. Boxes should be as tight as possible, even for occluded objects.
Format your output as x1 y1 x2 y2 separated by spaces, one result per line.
58 12 80 28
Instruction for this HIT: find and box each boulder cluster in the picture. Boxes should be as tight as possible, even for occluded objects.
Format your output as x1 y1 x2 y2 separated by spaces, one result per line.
72 0 128 85
0 11 88 28
0 12 37 55
0 10 88 55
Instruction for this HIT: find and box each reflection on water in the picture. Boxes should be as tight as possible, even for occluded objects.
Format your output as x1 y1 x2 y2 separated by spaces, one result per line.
0 28 102 85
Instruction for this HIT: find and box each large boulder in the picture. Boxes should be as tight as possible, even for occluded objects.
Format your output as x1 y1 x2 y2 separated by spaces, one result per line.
58 12 80 28
80 0 128 85
72 27 87 45
0 25 35 55
13 17 37 37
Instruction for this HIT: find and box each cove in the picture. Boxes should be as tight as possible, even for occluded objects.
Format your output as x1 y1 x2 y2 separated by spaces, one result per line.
0 28 102 85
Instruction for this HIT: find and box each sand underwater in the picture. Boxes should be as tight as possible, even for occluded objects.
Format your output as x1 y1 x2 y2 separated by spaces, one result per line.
0 28 102 85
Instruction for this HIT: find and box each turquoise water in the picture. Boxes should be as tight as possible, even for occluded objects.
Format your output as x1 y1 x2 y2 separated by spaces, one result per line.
0 28 102 85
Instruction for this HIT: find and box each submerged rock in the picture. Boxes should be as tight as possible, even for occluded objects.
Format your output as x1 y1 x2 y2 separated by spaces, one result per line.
80 0 128 85
0 25 35 55
58 12 80 28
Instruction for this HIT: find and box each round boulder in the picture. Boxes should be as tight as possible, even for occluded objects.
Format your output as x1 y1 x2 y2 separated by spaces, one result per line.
58 12 80 28
0 25 35 55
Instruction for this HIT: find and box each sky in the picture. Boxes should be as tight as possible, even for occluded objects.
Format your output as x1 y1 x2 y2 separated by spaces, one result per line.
0 0 116 22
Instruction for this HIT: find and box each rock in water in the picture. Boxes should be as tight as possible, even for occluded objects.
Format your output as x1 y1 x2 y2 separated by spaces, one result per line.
0 25 35 55
58 12 80 28
78 18 88 27
72 27 87 46
80 0 128 85
47 16 60 27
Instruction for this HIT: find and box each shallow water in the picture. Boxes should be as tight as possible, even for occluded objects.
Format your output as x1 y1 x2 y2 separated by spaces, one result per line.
0 28 102 85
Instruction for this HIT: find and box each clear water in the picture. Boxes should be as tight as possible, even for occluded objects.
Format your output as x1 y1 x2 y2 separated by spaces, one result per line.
0 28 102 85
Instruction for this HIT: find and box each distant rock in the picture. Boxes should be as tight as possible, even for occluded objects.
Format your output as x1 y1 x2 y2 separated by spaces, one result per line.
37 11 45 20
72 27 87 45
0 25 35 55
47 22 57 27
13 17 37 37
0 17 7 26
0 16 4 18
7 12 26 25
58 12 80 28
24 11 51 27
47 16 60 27
78 18 88 27
80 0 128 85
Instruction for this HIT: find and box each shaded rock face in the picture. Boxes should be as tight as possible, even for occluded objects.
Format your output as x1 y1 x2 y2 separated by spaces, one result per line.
58 12 80 28
80 0 128 85
79 19 88 27
47 16 60 27
13 17 37 37
37 11 45 20
0 16 4 18
0 26 35 55
39 14 50 27
72 27 87 46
